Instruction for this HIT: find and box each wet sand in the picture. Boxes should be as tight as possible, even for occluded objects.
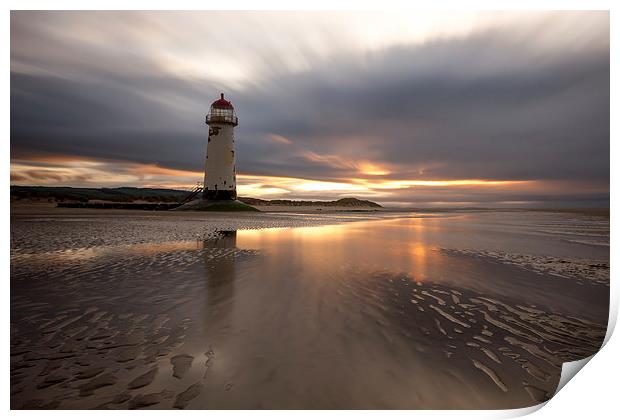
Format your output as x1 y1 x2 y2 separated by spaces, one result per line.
10 206 609 409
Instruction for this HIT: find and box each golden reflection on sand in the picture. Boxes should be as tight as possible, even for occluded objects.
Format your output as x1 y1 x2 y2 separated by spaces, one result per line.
13 240 206 264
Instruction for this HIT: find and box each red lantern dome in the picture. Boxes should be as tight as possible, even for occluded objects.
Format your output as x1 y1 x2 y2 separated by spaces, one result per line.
206 93 238 126
211 93 234 110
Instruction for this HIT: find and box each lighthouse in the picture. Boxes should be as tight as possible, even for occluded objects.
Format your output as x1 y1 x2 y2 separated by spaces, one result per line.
204 93 238 200
175 93 256 211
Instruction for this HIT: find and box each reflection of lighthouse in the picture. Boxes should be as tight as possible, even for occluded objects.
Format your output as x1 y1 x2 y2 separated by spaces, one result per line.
203 231 237 337
204 93 238 201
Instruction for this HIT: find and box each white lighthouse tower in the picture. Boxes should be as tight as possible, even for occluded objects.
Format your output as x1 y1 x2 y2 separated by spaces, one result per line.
203 93 238 201
176 93 256 211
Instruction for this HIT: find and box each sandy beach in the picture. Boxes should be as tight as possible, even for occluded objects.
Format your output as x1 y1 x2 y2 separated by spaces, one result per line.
10 205 609 409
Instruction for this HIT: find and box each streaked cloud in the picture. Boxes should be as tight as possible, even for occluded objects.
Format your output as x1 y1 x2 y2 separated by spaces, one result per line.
10 11 609 207
267 134 293 145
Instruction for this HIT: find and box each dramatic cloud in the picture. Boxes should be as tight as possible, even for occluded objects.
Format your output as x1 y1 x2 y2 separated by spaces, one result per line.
10 11 609 206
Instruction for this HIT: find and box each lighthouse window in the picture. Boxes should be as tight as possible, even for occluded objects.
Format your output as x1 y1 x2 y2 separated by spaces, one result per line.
208 107 237 125
210 108 233 117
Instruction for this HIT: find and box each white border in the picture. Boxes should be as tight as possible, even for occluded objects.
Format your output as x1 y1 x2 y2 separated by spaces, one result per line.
5 1 616 419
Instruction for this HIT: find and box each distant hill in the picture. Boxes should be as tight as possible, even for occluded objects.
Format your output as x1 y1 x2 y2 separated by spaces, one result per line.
10 186 188 203
10 186 382 208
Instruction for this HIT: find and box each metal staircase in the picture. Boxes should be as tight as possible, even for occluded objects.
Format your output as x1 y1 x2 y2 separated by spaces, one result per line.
180 184 204 204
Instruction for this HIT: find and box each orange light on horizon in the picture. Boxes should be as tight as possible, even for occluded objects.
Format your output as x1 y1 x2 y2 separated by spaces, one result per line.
351 178 531 189
12 155 535 201
128 163 202 178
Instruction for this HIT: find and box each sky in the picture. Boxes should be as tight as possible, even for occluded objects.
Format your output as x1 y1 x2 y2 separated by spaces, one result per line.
10 11 609 207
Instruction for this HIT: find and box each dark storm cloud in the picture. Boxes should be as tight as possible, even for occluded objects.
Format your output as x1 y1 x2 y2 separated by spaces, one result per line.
10 11 609 203
233 30 609 183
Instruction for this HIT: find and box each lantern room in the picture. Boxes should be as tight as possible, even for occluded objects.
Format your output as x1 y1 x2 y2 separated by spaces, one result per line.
206 93 238 126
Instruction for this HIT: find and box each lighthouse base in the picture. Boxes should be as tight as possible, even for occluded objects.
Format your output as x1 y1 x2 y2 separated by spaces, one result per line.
173 199 259 212
203 190 236 201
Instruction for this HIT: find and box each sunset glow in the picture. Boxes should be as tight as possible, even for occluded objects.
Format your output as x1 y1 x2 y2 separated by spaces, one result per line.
11 156 533 198
8 151 549 209
10 11 609 207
